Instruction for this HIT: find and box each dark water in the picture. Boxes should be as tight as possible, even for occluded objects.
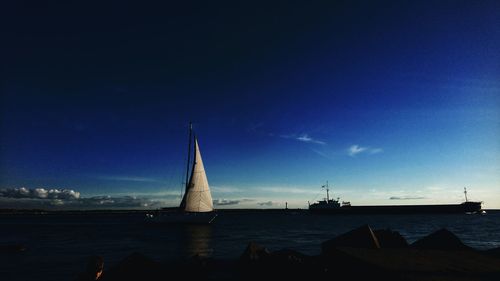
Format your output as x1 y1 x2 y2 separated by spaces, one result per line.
1 211 500 281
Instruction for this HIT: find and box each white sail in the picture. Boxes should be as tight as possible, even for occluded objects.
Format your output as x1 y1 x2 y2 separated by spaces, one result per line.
184 138 214 212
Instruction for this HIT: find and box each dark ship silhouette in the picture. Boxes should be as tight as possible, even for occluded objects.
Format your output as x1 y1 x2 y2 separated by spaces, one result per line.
309 182 483 215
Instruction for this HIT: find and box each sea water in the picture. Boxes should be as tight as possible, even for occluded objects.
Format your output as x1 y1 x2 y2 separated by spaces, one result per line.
1 211 499 281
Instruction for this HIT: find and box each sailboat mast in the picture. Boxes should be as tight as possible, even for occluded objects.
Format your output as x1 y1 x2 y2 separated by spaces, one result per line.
326 181 329 202
185 122 193 190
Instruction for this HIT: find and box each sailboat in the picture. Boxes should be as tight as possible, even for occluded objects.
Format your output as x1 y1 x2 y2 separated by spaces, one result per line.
146 123 217 224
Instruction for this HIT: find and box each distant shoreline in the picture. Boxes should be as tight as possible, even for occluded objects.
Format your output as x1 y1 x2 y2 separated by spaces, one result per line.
1 208 499 215
0 208 303 214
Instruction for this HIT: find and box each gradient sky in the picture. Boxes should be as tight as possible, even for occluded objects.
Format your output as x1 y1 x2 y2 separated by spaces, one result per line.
1 1 499 209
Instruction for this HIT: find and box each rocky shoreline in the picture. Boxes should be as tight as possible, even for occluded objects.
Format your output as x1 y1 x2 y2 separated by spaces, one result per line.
72 225 500 281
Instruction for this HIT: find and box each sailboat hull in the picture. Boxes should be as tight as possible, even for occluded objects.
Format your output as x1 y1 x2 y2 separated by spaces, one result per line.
145 211 217 224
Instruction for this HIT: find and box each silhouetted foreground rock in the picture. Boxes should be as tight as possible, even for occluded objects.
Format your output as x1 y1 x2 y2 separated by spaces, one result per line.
334 247 500 281
102 252 162 281
0 243 26 253
75 255 104 281
483 247 500 259
322 224 380 252
411 228 472 250
270 248 310 265
239 241 270 261
374 228 409 248
86 226 500 281
238 243 321 280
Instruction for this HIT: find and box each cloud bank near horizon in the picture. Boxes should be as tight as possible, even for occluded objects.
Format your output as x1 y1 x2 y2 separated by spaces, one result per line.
0 187 80 200
257 201 279 207
212 198 254 206
0 187 168 209
0 187 277 209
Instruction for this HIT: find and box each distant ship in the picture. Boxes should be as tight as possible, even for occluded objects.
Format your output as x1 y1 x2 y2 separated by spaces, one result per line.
309 182 483 214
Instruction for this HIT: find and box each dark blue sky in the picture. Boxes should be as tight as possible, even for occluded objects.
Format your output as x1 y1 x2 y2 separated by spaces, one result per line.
1 1 499 209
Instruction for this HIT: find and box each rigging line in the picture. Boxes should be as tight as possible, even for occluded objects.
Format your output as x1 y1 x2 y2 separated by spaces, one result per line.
181 122 193 207
179 166 185 200
309 189 324 203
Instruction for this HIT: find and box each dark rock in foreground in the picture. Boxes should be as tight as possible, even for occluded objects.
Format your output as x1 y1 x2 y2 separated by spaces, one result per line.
75 255 104 281
483 247 500 259
0 243 26 253
102 252 163 281
336 247 500 281
239 241 270 262
270 248 310 265
88 226 500 281
411 228 472 250
374 228 409 248
322 224 380 253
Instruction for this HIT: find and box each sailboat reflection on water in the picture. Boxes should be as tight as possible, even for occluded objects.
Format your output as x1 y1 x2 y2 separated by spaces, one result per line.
183 224 213 258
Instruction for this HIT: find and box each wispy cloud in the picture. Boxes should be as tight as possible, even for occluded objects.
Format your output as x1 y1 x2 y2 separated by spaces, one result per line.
119 190 182 199
348 145 383 156
96 175 159 183
296 134 325 144
210 186 244 193
389 196 427 200
213 198 253 206
258 187 317 194
310 148 336 160
280 134 325 145
247 122 264 133
77 195 163 208
257 201 278 207
424 186 445 191
348 145 367 156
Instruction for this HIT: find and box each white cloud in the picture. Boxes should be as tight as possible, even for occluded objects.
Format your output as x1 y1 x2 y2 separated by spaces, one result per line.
348 145 367 156
51 199 65 206
0 187 80 200
348 144 382 156
280 134 325 145
0 187 166 209
213 198 253 206
18 187 30 196
213 199 240 206
34 188 48 198
296 134 325 144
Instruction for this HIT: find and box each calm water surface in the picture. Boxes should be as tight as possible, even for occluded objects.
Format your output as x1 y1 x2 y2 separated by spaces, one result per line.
1 211 499 281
